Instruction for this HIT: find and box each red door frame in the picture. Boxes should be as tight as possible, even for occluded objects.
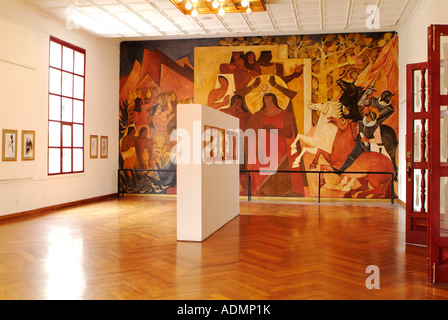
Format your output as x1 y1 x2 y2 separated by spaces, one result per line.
427 24 448 284
406 62 429 246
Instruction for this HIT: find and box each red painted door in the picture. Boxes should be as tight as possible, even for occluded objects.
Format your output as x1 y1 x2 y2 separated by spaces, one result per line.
427 24 448 284
405 62 429 246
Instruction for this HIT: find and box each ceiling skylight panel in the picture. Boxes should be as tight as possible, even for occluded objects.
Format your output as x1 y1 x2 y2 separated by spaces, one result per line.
33 0 66 9
102 4 128 13
115 11 159 34
127 2 154 11
89 12 137 35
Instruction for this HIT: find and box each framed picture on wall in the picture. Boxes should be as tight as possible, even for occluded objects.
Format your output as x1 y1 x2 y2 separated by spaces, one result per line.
2 129 18 161
224 129 237 161
90 135 98 158
100 136 108 158
21 130 35 161
218 128 225 160
203 125 213 162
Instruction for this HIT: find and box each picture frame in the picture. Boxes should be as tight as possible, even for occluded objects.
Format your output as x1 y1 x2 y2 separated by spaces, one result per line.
204 125 224 162
232 130 238 161
224 129 238 161
218 128 225 160
2 129 18 161
100 135 108 158
21 130 35 161
203 125 213 162
90 135 98 158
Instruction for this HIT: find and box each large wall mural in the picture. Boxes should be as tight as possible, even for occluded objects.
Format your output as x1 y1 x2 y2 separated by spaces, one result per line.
119 32 398 200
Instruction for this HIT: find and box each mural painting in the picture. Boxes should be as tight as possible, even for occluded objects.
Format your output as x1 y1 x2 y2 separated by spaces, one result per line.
119 32 398 200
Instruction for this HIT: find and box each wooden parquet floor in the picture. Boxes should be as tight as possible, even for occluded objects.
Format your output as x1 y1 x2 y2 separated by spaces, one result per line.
0 196 447 300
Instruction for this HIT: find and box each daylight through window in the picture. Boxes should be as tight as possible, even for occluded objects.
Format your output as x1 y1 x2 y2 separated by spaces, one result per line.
48 37 85 175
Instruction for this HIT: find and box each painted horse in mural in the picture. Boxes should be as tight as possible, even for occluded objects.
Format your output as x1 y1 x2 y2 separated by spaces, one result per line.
337 79 365 122
290 101 341 168
309 116 395 199
337 79 398 181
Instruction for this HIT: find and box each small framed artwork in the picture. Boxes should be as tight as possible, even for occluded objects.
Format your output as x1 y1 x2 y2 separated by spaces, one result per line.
203 125 213 162
218 128 225 160
100 136 108 158
225 129 236 161
2 129 18 161
233 131 238 161
21 130 35 161
90 135 98 158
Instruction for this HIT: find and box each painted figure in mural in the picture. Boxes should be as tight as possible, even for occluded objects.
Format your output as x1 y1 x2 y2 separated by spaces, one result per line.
257 51 304 85
135 127 153 169
248 92 294 195
207 75 231 109
333 110 383 174
229 56 260 91
150 93 175 135
221 94 252 193
334 87 394 174
219 51 244 73
359 89 394 123
337 79 398 180
252 93 294 137
221 95 251 131
120 125 137 168
244 79 304 196
244 51 262 75
133 90 153 128
228 52 305 196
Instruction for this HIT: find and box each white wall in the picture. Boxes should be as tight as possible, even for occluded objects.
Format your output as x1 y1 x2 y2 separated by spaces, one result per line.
0 1 120 216
177 104 240 241
397 0 448 202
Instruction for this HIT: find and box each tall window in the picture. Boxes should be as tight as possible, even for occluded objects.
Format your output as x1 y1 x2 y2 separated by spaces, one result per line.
48 37 85 175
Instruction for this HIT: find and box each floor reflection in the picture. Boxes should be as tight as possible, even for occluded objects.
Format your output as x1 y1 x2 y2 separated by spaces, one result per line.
45 227 85 299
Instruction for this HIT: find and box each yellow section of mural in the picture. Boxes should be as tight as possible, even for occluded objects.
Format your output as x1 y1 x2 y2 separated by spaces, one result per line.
194 45 311 135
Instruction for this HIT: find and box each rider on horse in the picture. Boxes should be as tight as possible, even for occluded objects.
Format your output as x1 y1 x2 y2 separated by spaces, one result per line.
334 88 394 173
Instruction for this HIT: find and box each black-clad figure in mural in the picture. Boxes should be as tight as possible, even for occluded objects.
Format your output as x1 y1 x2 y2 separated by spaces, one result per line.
335 87 394 174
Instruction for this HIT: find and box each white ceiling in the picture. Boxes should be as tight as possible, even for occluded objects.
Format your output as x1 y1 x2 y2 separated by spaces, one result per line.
19 0 424 40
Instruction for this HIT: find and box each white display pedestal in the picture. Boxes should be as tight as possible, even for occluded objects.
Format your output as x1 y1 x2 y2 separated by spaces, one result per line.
176 104 240 241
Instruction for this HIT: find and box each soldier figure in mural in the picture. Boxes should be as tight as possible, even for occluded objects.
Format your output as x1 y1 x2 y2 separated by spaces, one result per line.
334 85 395 174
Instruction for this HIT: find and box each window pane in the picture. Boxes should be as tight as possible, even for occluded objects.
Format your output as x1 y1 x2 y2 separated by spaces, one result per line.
48 148 61 174
49 68 61 94
62 72 73 97
74 51 85 76
73 124 83 148
73 148 83 172
62 46 74 72
62 148 72 173
441 177 448 236
48 38 85 175
49 94 61 121
49 41 61 69
48 121 61 147
73 100 83 123
440 36 448 95
62 98 73 122
62 125 72 147
73 75 84 99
